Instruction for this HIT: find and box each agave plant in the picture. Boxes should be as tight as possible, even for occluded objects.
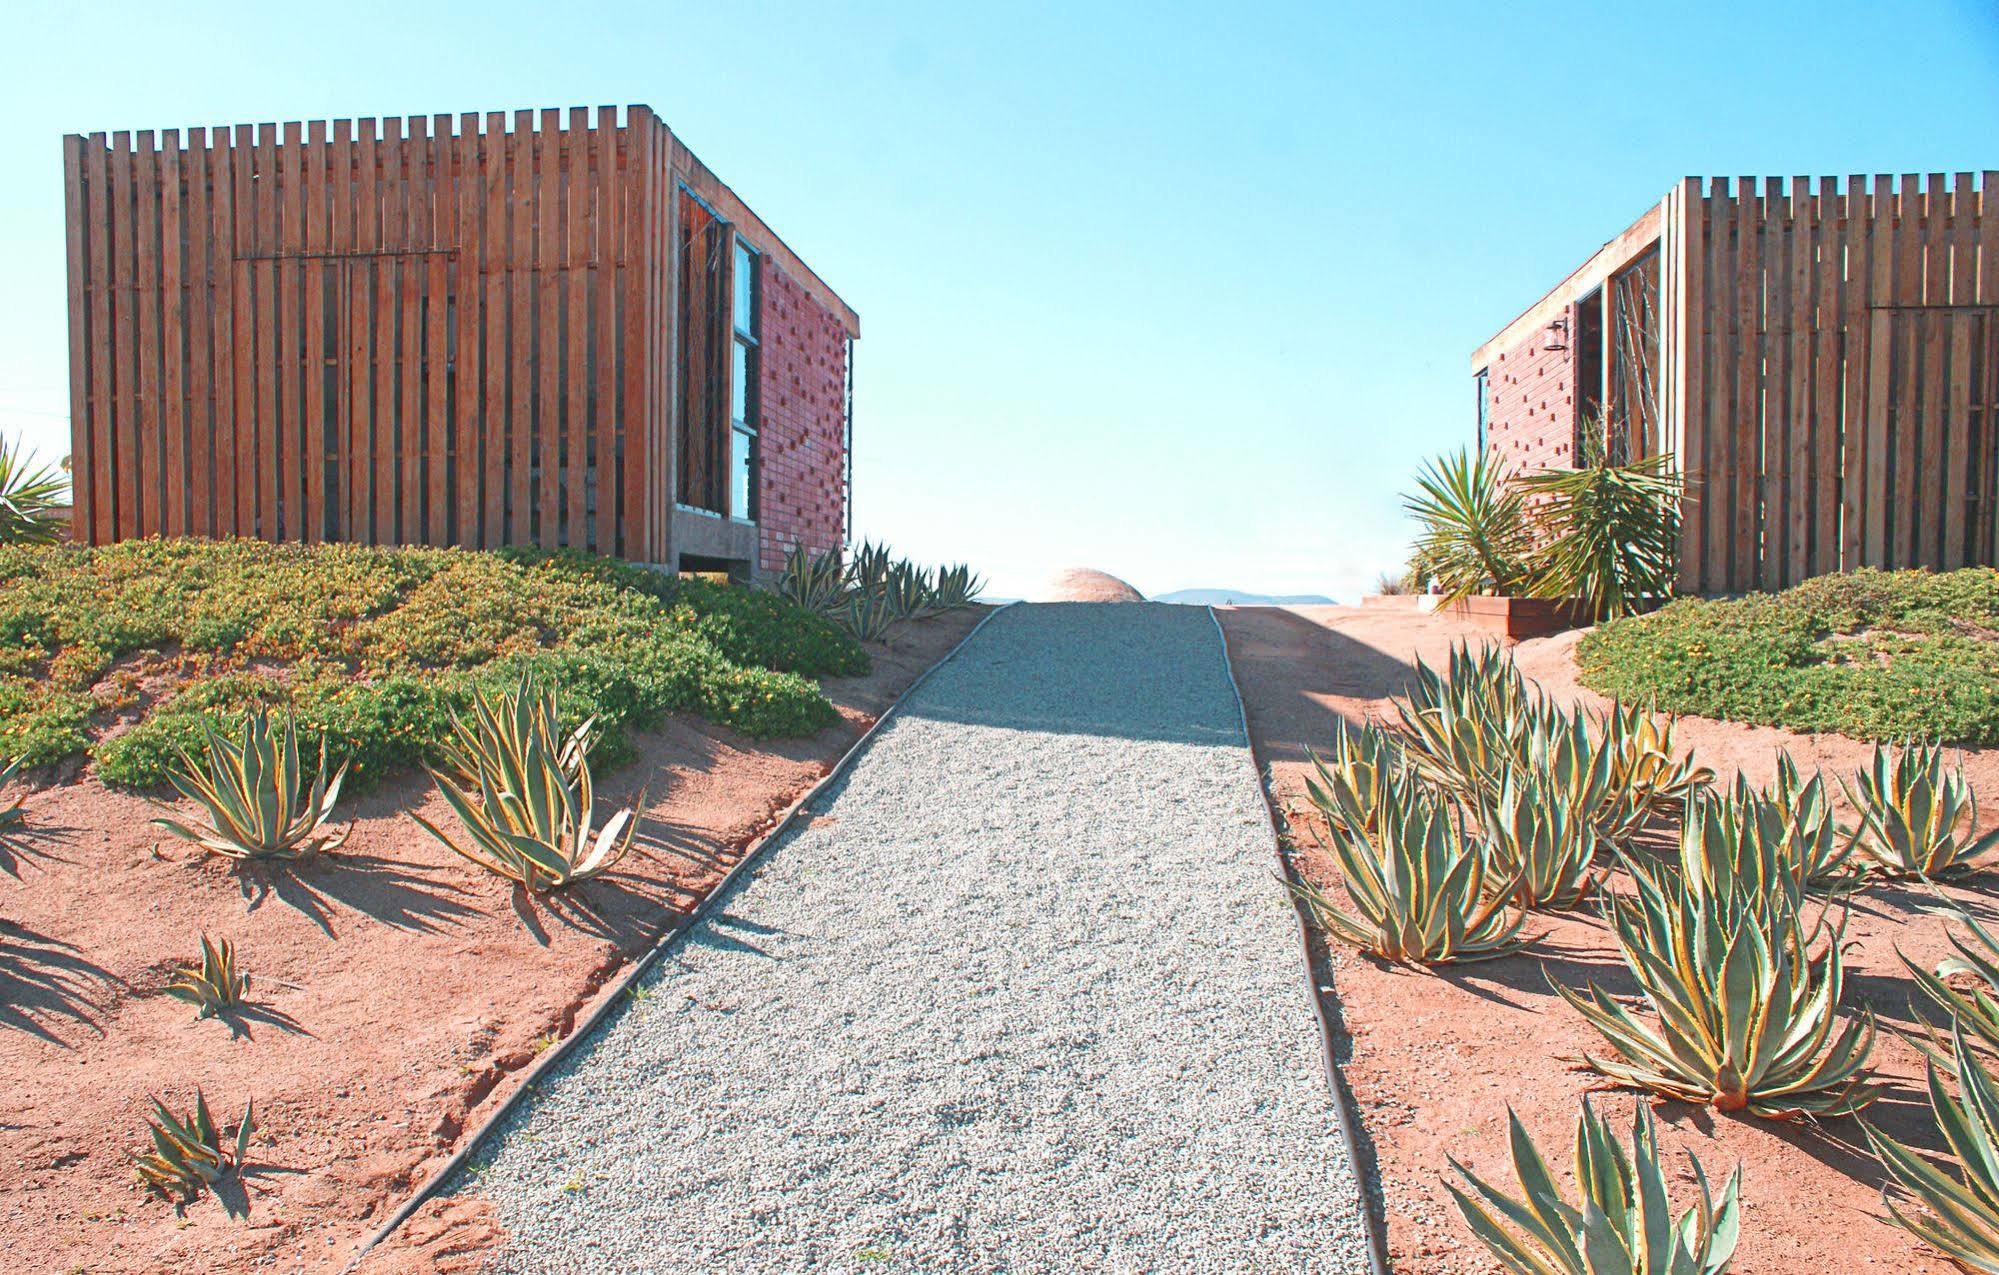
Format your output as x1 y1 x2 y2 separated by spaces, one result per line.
413 675 637 892
0 434 69 546
1397 644 1538 801
931 564 984 610
1289 777 1532 965
1866 1023 1999 1270
1597 700 1712 823
1476 763 1606 910
883 559 935 620
1843 743 1999 879
843 539 893 597
1555 865 1878 1118
1672 783 1830 920
1515 438 1684 621
1303 719 1405 837
1527 703 1650 847
1903 901 1999 1065
0 755 25 831
165 934 250 1019
151 710 350 861
1764 752 1852 886
135 1090 254 1211
1404 447 1533 605
837 588 897 642
1447 1101 1741 1275
772 542 848 614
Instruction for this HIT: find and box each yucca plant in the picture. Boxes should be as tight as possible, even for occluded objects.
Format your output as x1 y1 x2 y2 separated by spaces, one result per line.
165 934 250 1019
0 434 69 546
1597 700 1712 823
1903 901 1999 1066
1404 447 1533 605
1843 743 1999 879
151 710 349 861
135 1090 254 1211
1290 777 1533 965
931 564 984 610
1556 865 1878 1117
1515 437 1683 621
413 675 637 892
1304 719 1406 837
1476 763 1606 910
1448 1101 1741 1275
1866 1023 1999 1271
772 542 848 614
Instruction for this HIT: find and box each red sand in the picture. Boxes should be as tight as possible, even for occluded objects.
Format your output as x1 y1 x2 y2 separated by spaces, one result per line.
0 607 986 1274
1220 603 1993 1275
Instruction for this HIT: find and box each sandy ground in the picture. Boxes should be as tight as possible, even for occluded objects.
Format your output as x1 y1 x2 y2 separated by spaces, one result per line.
0 606 986 1275
1219 603 1999 1275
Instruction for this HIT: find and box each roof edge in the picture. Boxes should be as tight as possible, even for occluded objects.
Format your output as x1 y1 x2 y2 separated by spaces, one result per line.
1470 197 1664 370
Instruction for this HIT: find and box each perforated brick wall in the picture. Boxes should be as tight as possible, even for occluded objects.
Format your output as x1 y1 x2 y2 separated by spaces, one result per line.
756 266 849 573
1480 305 1580 475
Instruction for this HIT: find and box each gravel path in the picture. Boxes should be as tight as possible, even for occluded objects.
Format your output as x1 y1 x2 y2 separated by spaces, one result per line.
457 603 1371 1273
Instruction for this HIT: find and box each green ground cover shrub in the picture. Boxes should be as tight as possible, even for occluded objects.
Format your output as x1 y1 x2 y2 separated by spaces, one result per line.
0 539 867 787
1576 567 1999 745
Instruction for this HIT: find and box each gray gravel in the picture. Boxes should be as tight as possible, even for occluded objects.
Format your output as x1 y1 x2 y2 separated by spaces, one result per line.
456 603 1370 1274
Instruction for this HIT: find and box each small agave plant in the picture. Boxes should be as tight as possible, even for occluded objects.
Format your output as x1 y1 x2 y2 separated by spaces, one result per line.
1843 742 1999 879
1476 762 1606 911
773 543 847 614
1903 900 1999 1065
152 710 349 861
165 934 250 1019
837 588 897 642
1447 1101 1741 1275
414 674 638 893
1597 699 1713 823
1290 774 1532 965
1867 1023 1999 1270
1556 862 1877 1118
883 559 935 620
0 755 26 831
1303 719 1405 837
931 564 984 610
1397 644 1538 801
135 1090 254 1212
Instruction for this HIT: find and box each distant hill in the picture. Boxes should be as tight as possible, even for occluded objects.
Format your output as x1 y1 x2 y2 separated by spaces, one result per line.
1153 588 1336 606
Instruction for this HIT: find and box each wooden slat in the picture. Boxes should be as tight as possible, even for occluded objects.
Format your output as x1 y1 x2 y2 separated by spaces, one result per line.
1863 175 1896 565
186 128 214 540
62 137 91 542
1672 179 1705 593
213 130 242 539
536 108 562 547
135 131 163 538
622 112 651 560
1917 174 1948 568
426 115 452 546
482 110 509 547
509 109 533 543
159 131 187 538
657 116 682 563
303 121 327 543
1760 177 1790 590
85 134 115 543
1811 175 1840 576
351 118 378 542
1984 173 1999 565
1838 175 1870 571
377 117 405 544
1729 177 1759 592
278 121 304 541
593 106 618 555
327 120 351 539
254 122 279 540
453 113 483 546
1891 174 1922 566
1785 176 1812 585
1943 173 1976 567
399 116 426 543
564 107 589 545
230 123 256 537
110 132 139 540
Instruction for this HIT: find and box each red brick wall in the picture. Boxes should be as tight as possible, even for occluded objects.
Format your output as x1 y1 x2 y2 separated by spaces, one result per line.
756 266 849 573
1480 305 1580 475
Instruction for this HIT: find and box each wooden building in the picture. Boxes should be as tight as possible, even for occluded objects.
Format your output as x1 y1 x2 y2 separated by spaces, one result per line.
1473 173 1997 594
60 104 859 577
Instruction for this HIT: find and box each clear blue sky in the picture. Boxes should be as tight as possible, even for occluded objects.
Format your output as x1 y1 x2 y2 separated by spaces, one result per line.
3 2 1995 601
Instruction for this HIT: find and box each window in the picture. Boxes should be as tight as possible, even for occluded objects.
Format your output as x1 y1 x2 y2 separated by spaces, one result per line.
730 240 760 522
1474 367 1490 451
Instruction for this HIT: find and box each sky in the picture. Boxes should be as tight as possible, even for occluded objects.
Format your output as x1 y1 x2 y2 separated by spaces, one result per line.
2 2 1996 603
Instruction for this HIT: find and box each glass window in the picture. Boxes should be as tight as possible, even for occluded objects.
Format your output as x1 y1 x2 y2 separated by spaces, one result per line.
733 241 756 336
730 242 760 522
731 430 755 521
732 342 751 429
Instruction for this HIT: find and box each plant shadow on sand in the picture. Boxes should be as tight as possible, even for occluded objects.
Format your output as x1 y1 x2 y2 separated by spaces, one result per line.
234 850 480 939
0 919 119 1044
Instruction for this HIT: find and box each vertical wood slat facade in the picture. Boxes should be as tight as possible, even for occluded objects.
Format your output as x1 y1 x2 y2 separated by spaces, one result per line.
66 108 666 558
1656 173 1999 593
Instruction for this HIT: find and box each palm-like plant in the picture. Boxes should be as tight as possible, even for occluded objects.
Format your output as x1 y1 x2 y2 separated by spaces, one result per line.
1867 1023 1999 1270
1514 438 1683 621
0 434 69 545
151 710 349 860
1448 1101 1741 1275
415 675 637 892
1290 775 1533 965
1404 447 1533 605
1556 865 1877 1118
1843 743 1999 880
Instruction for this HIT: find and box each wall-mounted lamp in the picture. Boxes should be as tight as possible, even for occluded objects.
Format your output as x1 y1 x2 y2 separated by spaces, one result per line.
1542 316 1569 353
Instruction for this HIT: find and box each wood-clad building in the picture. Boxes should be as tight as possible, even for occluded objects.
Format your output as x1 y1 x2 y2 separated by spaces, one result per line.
61 104 860 577
1473 172 1997 594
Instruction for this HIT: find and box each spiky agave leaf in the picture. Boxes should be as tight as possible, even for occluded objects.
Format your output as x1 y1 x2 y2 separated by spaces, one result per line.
1475 762 1606 911
150 710 349 861
836 588 897 642
1866 1023 1999 1271
0 754 26 830
1902 901 1999 1070
164 934 251 1019
1597 699 1713 823
135 1090 254 1211
883 559 935 620
1289 777 1534 965
772 542 849 614
931 564 984 610
1843 743 1999 880
1396 643 1540 803
413 673 639 893
1554 865 1878 1119
1303 719 1406 838
1447 1100 1741 1275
